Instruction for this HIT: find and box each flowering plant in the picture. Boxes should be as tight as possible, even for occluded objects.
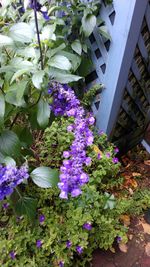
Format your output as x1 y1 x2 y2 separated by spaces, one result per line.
0 0 113 213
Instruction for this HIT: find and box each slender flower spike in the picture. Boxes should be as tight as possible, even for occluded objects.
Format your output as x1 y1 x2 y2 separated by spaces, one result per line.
49 83 94 199
39 214 45 224
9 251 16 260
83 222 92 230
76 245 83 254
36 239 42 248
112 157 119 164
66 240 72 248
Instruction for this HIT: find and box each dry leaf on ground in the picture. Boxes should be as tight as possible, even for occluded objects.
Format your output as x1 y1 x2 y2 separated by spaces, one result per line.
120 215 130 226
145 243 150 256
118 243 128 253
144 160 150 166
132 172 141 177
141 222 150 235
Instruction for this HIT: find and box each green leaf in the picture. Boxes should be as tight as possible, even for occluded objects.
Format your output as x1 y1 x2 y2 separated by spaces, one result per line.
11 69 30 84
82 14 96 37
49 43 66 57
3 156 16 166
104 193 115 209
0 130 21 157
99 25 111 41
9 22 34 43
15 197 37 220
71 39 82 55
0 92 5 126
49 55 72 70
0 34 14 46
49 69 82 83
32 70 45 89
40 24 56 41
37 99 50 128
31 167 59 188
58 51 81 71
19 127 33 148
5 81 27 107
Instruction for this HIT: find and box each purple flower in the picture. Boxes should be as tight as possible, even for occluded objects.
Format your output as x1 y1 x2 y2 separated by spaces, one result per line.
71 188 82 197
29 1 50 21
116 236 122 243
67 125 73 132
106 152 111 158
88 116 95 125
114 147 119 154
97 153 101 160
59 261 64 267
0 164 29 201
39 214 45 224
83 222 92 231
2 202 9 209
36 239 42 248
112 157 119 164
63 151 70 158
85 157 92 166
66 240 72 248
98 130 104 136
76 245 83 254
9 251 16 260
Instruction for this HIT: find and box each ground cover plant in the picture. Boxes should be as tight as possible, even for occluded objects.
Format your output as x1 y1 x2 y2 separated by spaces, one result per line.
0 1 150 266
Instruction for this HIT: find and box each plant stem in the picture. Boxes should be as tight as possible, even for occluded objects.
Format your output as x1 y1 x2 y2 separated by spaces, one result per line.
15 187 22 199
33 0 44 70
10 113 19 129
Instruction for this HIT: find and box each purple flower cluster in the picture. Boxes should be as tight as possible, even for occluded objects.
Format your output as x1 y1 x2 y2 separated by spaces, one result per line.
49 83 95 199
29 0 50 20
0 164 29 201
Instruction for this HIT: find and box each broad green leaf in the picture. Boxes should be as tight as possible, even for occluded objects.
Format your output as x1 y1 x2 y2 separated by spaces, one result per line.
49 55 72 70
48 43 66 57
19 127 33 147
0 92 5 125
40 24 56 41
5 81 27 107
9 22 34 43
15 197 37 220
3 156 16 166
71 39 82 55
99 25 111 40
16 47 36 58
58 51 81 72
0 152 5 163
37 99 50 128
82 14 96 37
11 69 30 83
0 130 21 157
0 34 14 46
49 69 82 83
31 167 59 188
32 70 45 89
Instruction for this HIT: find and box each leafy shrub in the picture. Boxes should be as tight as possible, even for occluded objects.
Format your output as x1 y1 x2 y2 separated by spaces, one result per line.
1 119 150 267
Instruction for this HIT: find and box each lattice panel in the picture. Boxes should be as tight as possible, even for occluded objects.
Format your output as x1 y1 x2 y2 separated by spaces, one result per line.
86 1 115 115
86 0 150 152
112 6 150 151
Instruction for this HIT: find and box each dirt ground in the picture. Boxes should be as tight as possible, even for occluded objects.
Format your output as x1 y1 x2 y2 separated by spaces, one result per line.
92 145 150 267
